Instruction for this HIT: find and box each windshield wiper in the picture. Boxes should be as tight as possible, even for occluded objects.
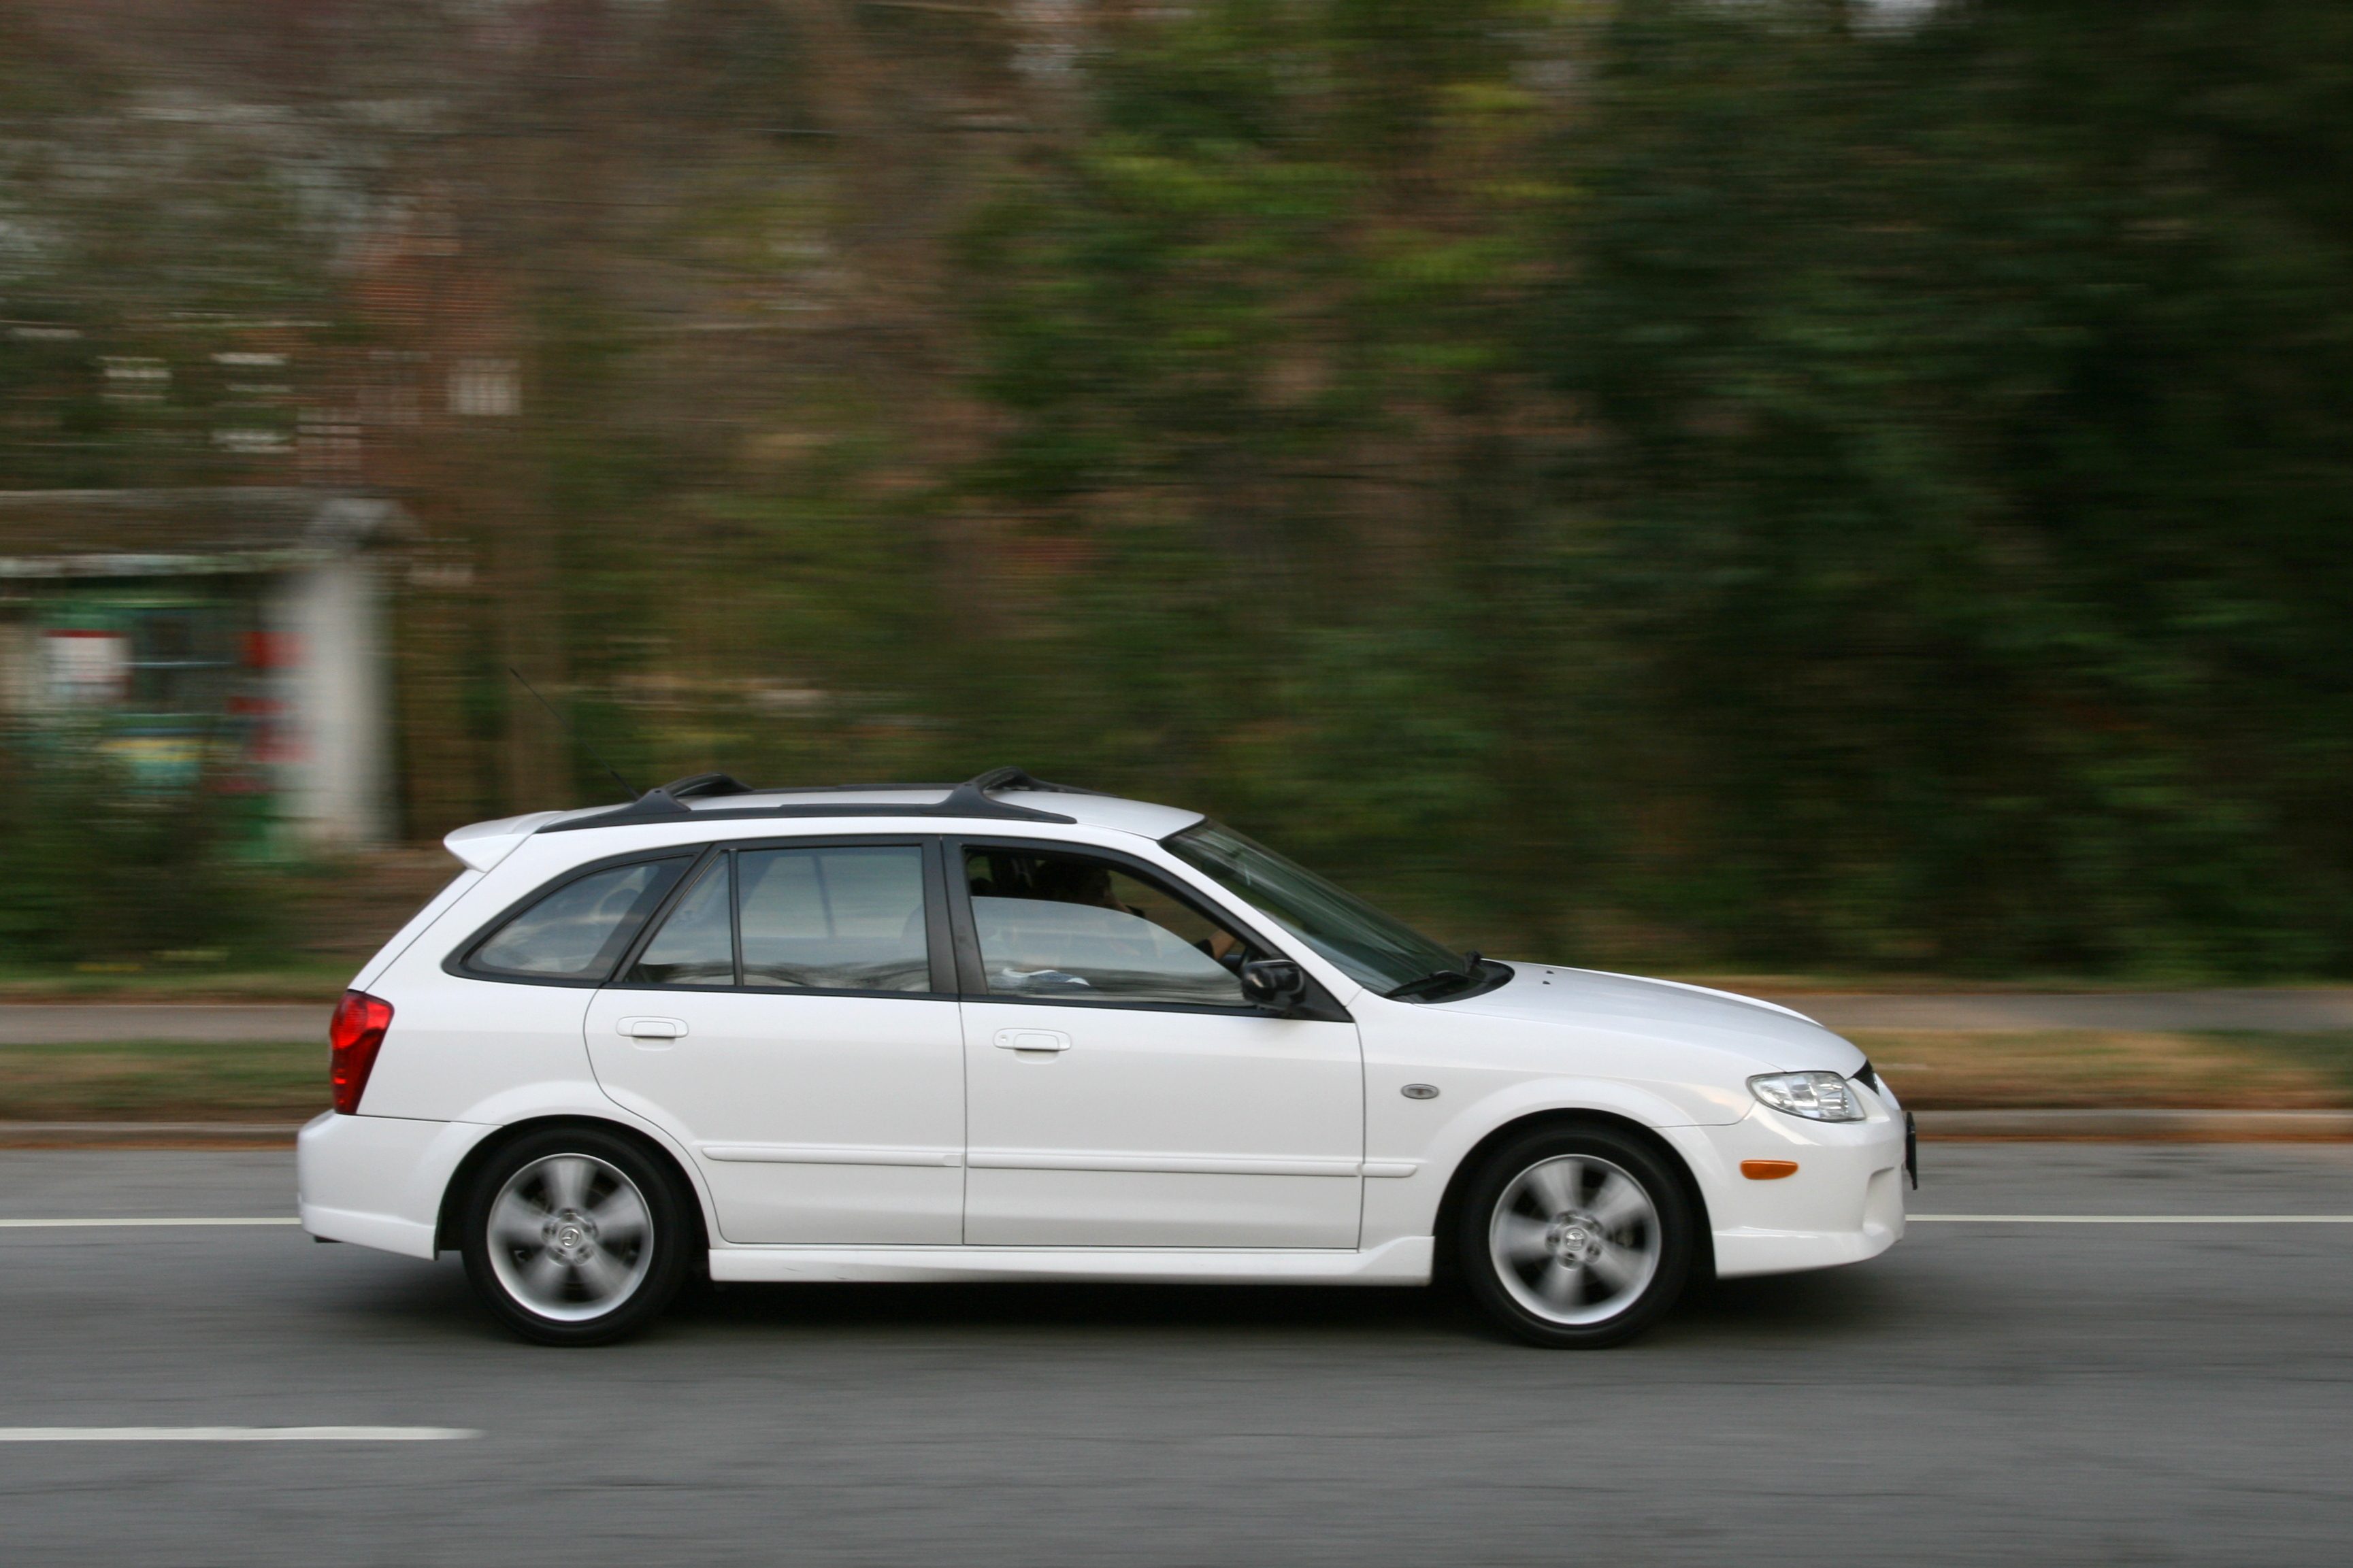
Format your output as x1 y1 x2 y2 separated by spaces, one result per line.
1388 952 1487 1002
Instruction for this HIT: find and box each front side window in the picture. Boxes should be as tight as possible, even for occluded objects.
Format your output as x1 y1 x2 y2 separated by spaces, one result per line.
467 857 691 982
964 846 1252 1007
1164 820 1467 996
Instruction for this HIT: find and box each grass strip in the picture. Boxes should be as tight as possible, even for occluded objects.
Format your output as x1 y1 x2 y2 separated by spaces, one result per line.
1851 1030 2352 1110
2201 1031 2353 1101
0 1039 324 1122
0 966 354 1005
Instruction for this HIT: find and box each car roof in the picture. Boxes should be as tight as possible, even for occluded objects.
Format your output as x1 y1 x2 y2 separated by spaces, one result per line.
544 784 1203 838
443 770 1207 871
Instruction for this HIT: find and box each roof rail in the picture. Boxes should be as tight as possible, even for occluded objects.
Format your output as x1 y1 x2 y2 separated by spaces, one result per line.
656 773 754 801
938 765 1099 812
536 766 1088 835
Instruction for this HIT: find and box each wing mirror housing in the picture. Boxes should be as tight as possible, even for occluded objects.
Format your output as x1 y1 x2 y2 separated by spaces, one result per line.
1239 958 1308 1011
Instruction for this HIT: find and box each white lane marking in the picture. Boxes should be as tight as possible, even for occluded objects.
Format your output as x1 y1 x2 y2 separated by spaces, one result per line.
0 1427 478 1442
1911 1214 2353 1224
0 1217 299 1229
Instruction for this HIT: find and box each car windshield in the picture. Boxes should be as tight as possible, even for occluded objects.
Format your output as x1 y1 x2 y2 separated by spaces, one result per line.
1164 820 1469 996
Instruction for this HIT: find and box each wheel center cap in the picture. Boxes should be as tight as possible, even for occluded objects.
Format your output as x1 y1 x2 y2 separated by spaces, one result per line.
545 1210 596 1258
1549 1213 1602 1263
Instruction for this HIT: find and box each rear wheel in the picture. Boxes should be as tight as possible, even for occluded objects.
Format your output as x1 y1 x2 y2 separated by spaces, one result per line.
1457 1125 1695 1348
459 1127 691 1346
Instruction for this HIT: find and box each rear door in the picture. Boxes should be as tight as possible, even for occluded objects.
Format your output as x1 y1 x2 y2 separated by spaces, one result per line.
586 837 966 1245
951 839 1363 1248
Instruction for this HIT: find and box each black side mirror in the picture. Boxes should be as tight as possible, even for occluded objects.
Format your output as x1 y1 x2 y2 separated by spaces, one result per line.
1239 958 1307 1011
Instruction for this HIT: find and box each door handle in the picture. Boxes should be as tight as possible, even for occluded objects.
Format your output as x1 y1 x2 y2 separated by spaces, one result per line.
619 1016 687 1041
993 1027 1071 1054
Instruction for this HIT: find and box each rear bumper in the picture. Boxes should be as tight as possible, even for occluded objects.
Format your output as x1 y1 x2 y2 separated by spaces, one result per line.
1666 1094 1908 1280
296 1111 495 1260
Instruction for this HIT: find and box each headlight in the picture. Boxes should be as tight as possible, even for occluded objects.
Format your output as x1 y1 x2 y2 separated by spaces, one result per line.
1749 1071 1867 1122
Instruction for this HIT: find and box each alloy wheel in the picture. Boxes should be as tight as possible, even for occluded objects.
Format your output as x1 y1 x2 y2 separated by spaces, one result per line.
1485 1154 1662 1327
484 1153 656 1322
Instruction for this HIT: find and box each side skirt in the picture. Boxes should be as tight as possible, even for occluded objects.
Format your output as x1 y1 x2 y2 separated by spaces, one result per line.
706 1235 1434 1286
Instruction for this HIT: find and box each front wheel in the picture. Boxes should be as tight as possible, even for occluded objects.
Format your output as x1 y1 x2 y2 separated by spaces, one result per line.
459 1127 692 1346
1457 1125 1696 1348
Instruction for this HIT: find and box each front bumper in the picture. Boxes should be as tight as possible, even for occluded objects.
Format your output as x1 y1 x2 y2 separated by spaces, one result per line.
1665 1088 1909 1279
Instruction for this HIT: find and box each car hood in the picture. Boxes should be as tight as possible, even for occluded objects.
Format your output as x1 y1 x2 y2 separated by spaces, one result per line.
1432 963 1867 1073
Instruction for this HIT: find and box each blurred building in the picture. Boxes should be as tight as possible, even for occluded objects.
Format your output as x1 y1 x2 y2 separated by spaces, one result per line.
0 488 410 848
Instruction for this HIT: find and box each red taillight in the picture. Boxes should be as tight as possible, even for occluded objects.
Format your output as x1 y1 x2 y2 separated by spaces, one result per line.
328 990 394 1115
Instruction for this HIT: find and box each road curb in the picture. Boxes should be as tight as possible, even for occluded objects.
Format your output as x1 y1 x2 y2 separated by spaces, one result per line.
0 1122 306 1148
1915 1109 2353 1140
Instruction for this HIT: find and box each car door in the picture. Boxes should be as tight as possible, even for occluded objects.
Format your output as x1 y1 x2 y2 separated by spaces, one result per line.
586 837 965 1246
951 838 1362 1248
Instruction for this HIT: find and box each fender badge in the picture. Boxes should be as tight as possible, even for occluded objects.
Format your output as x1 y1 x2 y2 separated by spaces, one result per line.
1401 1084 1440 1100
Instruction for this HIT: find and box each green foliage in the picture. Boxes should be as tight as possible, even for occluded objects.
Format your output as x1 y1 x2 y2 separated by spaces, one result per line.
1549 0 2353 972
0 737 278 966
952 0 2353 975
0 18 337 492
946 0 1553 940
9 0 2352 980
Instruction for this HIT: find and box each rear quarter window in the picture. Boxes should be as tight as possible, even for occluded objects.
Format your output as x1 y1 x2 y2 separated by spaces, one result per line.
462 857 692 982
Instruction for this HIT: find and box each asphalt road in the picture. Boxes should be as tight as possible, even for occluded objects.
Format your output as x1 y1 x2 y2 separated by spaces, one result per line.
9 988 2353 1043
3 1145 2352 1565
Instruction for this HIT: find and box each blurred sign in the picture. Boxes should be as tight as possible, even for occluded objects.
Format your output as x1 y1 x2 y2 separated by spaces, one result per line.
44 629 129 705
97 733 209 788
448 358 520 417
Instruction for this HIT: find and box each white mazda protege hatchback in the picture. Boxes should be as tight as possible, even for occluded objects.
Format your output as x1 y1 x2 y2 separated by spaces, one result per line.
300 767 1910 1348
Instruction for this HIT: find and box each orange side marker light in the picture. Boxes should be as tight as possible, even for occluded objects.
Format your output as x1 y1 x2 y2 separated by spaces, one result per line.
1741 1159 1799 1180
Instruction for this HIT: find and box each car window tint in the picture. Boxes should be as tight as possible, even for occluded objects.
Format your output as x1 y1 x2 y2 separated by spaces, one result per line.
626 854 734 986
1164 820 1464 995
471 858 689 980
964 848 1247 1006
737 846 929 992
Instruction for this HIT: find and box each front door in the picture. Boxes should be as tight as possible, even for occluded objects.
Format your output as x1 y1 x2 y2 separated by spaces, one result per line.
587 838 964 1246
953 840 1362 1248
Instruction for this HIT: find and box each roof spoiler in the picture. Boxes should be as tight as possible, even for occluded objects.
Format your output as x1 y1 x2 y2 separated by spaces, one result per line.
444 811 568 871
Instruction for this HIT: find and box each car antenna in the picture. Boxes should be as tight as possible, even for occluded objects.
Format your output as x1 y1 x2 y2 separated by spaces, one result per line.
508 666 642 801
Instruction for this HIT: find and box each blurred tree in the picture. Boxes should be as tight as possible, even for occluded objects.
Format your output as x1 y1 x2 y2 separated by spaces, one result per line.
1550 0 2353 973
5 0 2351 978
955 0 1570 938
0 8 333 491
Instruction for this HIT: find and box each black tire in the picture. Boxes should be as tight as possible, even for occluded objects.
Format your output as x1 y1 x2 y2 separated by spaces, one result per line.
459 1126 693 1346
1455 1124 1696 1348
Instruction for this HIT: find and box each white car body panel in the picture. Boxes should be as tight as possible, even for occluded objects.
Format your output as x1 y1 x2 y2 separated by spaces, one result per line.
442 810 570 871
301 783 1907 1295
353 963 597 1124
297 1110 495 1258
348 866 479 995
961 1001 1363 1248
585 986 966 1246
1689 1093 1908 1275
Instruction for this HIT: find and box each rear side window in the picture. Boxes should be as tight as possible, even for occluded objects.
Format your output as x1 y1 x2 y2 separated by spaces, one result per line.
625 854 734 986
465 857 691 982
614 844 932 993
739 846 929 992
